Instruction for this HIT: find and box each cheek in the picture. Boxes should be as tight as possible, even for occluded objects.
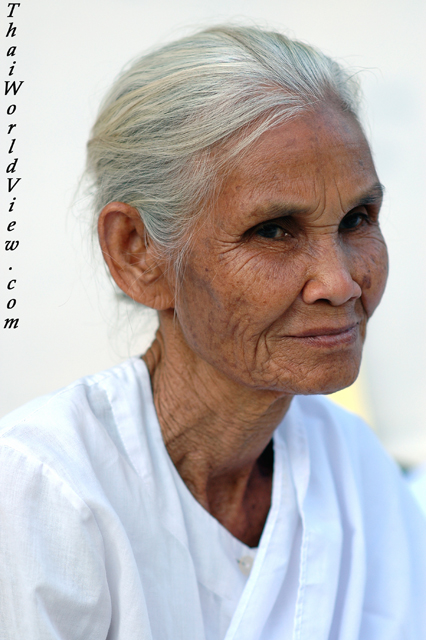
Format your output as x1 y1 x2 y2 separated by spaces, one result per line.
212 250 304 322
357 238 389 317
177 250 302 347
175 262 245 358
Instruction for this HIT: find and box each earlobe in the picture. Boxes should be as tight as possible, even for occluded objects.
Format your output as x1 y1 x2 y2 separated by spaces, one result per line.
97 202 175 310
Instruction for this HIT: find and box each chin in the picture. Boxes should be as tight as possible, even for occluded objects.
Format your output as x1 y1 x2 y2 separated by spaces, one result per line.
263 356 362 396
297 367 360 396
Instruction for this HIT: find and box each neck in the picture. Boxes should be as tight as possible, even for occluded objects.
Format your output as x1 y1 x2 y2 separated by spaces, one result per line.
143 314 293 546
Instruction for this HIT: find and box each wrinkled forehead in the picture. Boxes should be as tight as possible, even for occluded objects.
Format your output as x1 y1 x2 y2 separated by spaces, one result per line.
213 107 379 221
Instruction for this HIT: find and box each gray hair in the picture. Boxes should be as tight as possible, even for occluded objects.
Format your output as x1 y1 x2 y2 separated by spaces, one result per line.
86 25 361 276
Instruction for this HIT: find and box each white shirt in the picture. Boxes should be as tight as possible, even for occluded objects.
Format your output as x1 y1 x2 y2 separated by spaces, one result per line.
407 463 426 517
0 357 425 640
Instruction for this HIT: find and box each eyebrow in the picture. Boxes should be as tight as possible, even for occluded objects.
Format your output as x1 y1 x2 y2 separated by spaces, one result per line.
351 182 385 208
249 181 385 222
248 202 308 222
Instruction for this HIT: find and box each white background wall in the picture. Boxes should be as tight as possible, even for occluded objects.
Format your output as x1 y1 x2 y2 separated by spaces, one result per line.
1 0 425 464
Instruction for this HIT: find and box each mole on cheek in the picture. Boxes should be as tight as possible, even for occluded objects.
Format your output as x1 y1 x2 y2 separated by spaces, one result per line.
362 274 372 289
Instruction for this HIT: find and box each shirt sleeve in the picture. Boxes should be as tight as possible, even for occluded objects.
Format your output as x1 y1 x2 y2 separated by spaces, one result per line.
0 444 112 640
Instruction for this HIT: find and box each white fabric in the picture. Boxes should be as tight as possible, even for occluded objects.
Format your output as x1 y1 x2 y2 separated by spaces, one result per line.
171 423 299 640
0 357 425 640
407 463 426 517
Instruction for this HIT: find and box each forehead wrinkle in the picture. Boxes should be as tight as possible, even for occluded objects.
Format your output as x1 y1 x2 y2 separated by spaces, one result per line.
332 174 345 214
234 174 382 231
244 170 326 225
324 177 384 216
309 173 383 220
212 116 381 232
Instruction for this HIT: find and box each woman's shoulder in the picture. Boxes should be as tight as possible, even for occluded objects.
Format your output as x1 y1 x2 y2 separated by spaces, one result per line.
0 356 146 432
283 393 423 520
0 357 150 490
287 394 426 530
281 396 426 634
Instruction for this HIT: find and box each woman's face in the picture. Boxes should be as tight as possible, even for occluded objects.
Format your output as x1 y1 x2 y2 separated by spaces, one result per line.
173 106 388 395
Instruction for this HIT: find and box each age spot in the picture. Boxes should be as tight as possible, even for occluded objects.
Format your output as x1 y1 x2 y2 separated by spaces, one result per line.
362 274 371 289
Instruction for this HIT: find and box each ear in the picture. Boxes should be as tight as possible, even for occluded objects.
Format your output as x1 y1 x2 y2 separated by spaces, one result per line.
97 202 175 310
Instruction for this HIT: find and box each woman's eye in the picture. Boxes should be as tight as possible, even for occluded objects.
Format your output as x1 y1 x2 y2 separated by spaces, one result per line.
255 223 290 239
339 211 369 231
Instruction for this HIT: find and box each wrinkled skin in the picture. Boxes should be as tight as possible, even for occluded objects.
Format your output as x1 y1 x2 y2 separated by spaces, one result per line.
176 106 387 396
99 105 388 546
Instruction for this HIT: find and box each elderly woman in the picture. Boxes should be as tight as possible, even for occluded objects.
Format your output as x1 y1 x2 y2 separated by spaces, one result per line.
0 25 425 640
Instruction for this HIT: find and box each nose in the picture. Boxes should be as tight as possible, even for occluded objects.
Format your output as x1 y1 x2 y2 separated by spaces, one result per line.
301 239 362 307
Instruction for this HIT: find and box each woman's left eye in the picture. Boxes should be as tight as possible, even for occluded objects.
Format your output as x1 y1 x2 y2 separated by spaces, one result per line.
339 211 369 231
255 223 290 239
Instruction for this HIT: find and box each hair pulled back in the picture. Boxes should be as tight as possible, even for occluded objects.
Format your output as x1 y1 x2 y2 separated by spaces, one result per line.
86 25 361 273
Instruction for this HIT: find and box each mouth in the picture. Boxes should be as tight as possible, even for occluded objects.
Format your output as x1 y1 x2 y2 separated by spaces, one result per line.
286 323 360 347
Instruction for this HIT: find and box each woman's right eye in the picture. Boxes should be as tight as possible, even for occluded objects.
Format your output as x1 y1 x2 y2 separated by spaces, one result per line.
255 223 290 239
